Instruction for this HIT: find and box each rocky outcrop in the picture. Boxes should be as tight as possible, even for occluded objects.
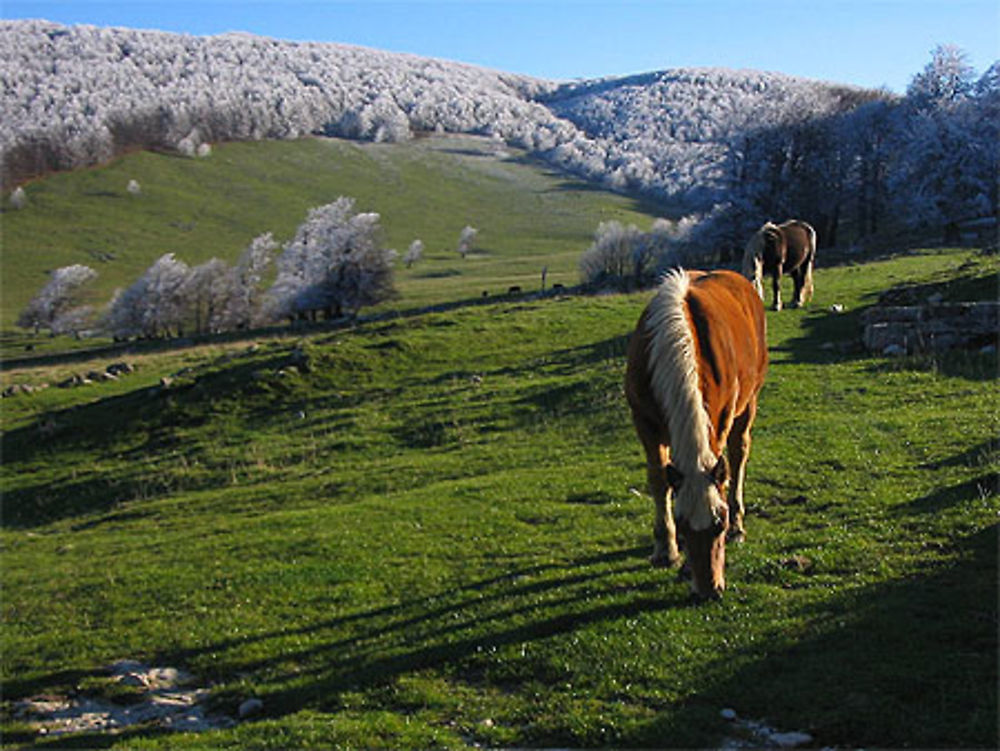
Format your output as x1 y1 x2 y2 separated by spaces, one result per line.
863 302 998 356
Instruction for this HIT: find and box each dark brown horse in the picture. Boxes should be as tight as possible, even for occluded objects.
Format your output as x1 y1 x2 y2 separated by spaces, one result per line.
625 269 768 600
742 220 817 310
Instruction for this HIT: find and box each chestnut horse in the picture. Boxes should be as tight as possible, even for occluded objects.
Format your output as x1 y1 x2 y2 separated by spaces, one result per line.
742 220 817 310
625 269 768 600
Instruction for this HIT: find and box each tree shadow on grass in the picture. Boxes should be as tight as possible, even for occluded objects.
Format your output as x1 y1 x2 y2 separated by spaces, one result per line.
11 525 996 748
629 524 998 749
8 545 692 746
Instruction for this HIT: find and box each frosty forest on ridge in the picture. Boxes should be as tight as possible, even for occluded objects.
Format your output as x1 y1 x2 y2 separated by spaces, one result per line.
2 20 997 338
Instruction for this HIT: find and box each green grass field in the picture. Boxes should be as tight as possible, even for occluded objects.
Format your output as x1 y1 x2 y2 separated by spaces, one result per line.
1 135 664 337
1 245 997 749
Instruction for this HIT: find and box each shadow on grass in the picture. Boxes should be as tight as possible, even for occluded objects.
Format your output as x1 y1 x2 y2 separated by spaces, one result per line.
651 523 997 749
0 354 298 528
10 527 997 748
778 254 998 380
779 299 998 381
897 473 998 516
7 545 687 746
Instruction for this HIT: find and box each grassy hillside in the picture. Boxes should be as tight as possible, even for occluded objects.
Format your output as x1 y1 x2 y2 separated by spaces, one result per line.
1 134 664 332
1 247 996 749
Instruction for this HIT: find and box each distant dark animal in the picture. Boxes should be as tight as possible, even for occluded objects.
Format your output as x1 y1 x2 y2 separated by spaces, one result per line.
742 220 817 310
625 269 768 600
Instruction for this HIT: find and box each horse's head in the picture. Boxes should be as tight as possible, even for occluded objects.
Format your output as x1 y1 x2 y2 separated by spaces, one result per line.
668 455 730 600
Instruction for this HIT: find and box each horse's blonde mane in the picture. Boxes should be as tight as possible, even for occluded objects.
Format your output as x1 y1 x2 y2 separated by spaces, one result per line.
644 269 716 473
644 269 730 531
645 270 726 530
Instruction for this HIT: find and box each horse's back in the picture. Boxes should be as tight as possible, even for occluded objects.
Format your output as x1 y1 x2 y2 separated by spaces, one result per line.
685 271 768 427
687 270 767 369
778 220 816 266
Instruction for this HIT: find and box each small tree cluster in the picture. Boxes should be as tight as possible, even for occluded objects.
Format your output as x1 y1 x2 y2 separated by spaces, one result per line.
101 234 277 340
17 264 97 336
579 220 672 289
19 196 399 341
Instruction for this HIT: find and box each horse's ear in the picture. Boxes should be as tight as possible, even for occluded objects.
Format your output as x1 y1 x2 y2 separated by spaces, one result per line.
666 463 684 490
710 454 729 487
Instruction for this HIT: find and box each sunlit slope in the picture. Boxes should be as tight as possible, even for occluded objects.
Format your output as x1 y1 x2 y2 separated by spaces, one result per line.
1 134 665 329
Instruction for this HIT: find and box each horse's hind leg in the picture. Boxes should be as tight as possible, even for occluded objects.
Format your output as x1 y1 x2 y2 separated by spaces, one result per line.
790 267 806 308
771 271 782 311
802 257 815 304
726 398 758 542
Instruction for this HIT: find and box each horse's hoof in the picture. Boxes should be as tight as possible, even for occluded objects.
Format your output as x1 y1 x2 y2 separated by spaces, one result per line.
727 528 746 544
676 562 692 582
650 551 680 568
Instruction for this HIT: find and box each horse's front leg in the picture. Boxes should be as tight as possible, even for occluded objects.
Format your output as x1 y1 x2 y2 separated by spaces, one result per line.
771 271 782 311
649 461 680 567
643 441 680 568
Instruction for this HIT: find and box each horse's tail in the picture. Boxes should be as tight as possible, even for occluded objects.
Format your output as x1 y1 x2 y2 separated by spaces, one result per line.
742 227 766 301
801 222 817 303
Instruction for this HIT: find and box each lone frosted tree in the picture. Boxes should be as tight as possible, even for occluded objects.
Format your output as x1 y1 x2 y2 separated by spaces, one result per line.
18 264 97 335
457 226 478 259
10 186 27 209
403 239 424 268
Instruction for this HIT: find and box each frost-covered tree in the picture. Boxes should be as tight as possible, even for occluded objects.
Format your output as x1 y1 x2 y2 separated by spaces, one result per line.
17 264 97 335
457 226 478 258
888 46 998 229
579 221 651 289
216 232 277 330
403 239 424 268
103 253 189 339
907 44 976 110
268 198 397 322
181 257 228 334
9 186 27 209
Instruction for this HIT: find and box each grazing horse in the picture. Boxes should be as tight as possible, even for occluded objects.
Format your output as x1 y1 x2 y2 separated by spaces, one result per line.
625 269 768 600
742 220 817 310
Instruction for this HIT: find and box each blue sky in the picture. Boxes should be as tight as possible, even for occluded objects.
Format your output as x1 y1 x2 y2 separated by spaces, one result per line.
4 1 997 92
